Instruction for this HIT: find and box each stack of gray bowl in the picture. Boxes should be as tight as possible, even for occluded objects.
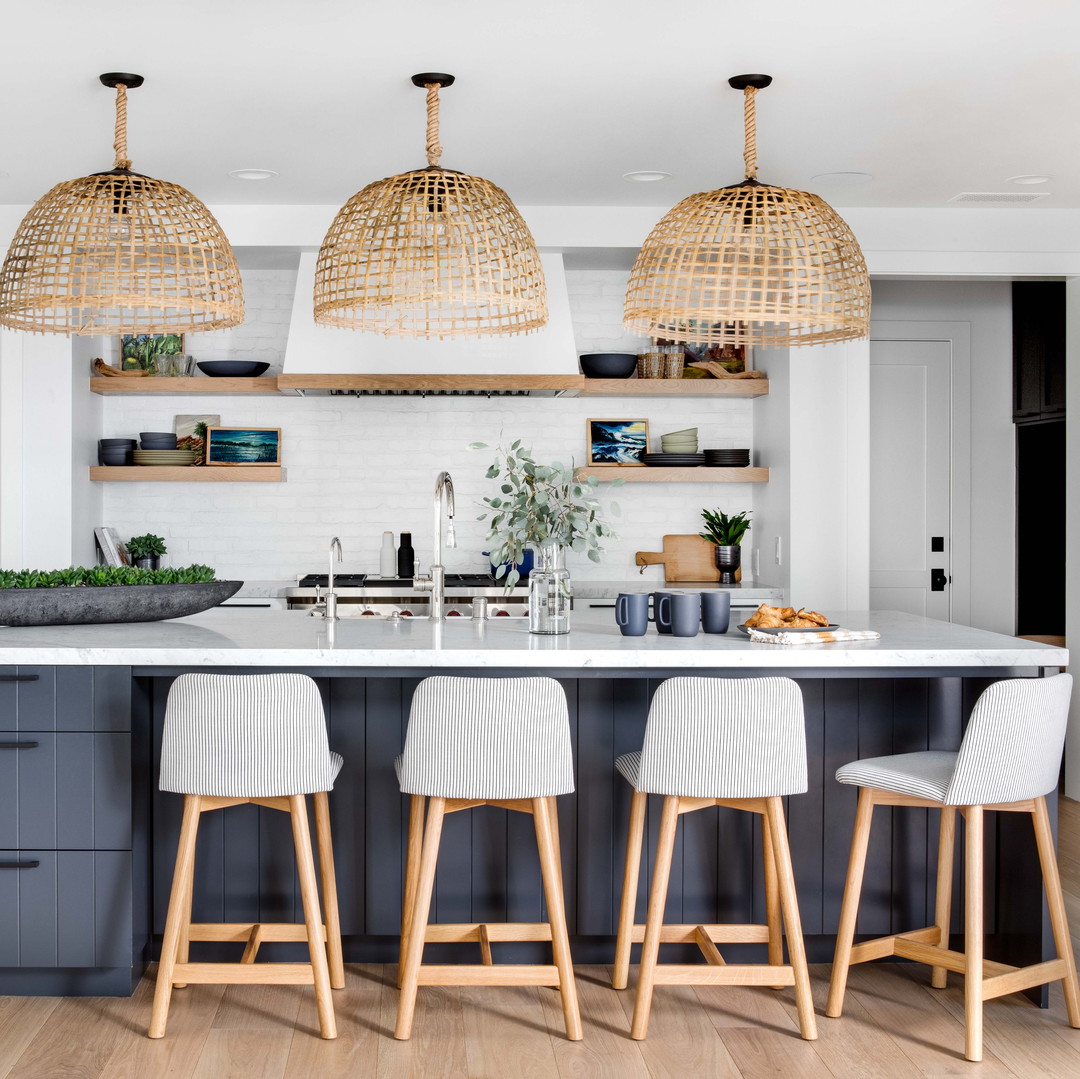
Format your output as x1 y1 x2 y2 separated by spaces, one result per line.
99 438 136 465
139 431 177 450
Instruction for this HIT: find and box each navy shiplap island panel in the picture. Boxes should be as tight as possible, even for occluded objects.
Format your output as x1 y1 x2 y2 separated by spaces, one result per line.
0 610 1064 994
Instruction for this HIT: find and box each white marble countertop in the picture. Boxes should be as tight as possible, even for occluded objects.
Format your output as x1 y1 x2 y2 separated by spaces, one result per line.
0 608 1065 670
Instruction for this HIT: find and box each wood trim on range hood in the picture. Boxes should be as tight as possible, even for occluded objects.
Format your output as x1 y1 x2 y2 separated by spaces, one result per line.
276 373 584 395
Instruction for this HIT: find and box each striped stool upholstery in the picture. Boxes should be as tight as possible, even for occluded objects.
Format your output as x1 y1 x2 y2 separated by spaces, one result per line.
150 673 344 1041
613 676 816 1042
394 676 581 1041
827 674 1080 1063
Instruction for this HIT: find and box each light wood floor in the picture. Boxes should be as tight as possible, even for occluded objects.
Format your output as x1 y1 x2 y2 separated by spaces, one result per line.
3 799 1079 1079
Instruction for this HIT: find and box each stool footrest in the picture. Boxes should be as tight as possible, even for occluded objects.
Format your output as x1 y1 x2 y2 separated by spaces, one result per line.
169 962 316 985
421 922 553 944
652 964 796 987
415 964 561 987
893 938 1013 978
187 922 327 944
981 960 1068 1000
627 923 772 945
849 925 941 964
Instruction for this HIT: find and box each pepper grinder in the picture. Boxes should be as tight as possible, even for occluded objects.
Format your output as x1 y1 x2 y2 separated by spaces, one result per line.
380 531 396 577
397 531 415 577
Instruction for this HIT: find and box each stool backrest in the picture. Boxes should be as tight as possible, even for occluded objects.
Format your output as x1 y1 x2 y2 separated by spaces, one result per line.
638 676 807 798
160 673 337 797
399 676 574 799
945 673 1072 805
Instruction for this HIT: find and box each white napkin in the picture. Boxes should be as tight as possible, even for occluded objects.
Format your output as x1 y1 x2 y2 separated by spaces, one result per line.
746 628 881 645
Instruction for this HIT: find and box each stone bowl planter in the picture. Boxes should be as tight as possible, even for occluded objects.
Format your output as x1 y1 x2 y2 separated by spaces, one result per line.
0 581 243 627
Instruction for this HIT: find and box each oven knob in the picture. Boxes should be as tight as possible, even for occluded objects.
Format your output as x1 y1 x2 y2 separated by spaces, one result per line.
361 610 376 616
494 609 510 617
400 610 413 617
447 610 462 617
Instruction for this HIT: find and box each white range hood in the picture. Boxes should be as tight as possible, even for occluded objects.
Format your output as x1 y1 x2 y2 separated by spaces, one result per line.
281 251 578 385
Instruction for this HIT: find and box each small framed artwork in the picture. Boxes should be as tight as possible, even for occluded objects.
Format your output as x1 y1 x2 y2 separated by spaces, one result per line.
205 427 282 466
175 414 220 462
587 418 649 466
119 333 185 372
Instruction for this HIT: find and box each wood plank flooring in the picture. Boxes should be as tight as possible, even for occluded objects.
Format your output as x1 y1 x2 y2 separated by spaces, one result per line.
2 798 1079 1079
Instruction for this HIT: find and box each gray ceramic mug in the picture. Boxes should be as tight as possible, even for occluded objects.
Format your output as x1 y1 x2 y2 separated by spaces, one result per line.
658 592 701 637
650 591 676 634
615 593 650 636
700 591 731 633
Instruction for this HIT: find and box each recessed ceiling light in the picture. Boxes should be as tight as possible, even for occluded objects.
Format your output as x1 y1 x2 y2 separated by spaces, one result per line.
228 168 278 181
809 171 873 188
623 170 671 183
1007 174 1051 185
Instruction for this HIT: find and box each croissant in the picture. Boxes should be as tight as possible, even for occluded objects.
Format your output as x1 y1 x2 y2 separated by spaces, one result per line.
787 618 821 628
796 608 829 627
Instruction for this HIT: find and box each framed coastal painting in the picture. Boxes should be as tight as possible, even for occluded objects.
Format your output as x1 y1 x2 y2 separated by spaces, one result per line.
205 427 282 466
119 333 184 373
586 418 648 466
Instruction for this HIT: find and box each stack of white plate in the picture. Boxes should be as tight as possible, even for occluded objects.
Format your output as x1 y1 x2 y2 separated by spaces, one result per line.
132 449 197 466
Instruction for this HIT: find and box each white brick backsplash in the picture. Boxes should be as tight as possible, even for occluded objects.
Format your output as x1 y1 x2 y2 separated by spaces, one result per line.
99 268 761 582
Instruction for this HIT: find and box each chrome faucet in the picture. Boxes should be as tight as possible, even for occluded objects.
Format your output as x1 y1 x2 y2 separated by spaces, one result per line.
324 536 343 620
413 471 456 620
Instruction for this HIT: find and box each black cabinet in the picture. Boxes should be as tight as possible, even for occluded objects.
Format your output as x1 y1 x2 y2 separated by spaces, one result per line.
1013 281 1065 423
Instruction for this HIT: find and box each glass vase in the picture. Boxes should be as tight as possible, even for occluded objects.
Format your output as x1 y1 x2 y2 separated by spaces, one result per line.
529 543 571 634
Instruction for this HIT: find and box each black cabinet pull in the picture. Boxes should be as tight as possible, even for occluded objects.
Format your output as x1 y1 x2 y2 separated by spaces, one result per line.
0 674 39 683
0 741 38 750
0 860 39 870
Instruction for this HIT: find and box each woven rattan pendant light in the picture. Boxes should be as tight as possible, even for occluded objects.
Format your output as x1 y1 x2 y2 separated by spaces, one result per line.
314 73 546 339
624 75 870 348
0 73 244 335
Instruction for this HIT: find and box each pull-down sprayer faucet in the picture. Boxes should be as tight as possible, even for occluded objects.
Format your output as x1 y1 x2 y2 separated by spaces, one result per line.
413 471 455 620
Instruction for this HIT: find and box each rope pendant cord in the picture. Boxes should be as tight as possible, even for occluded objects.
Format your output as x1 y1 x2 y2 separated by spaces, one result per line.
743 86 757 180
425 83 442 168
113 83 131 170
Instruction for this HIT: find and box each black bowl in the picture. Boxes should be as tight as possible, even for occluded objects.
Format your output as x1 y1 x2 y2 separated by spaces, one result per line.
99 453 132 465
196 361 271 378
99 438 137 447
139 431 175 441
579 353 637 379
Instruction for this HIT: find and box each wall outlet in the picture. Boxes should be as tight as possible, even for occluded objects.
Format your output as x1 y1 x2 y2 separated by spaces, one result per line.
775 536 783 566
752 547 760 575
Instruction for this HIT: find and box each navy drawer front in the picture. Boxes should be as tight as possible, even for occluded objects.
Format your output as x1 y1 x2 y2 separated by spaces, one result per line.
0 733 131 850
0 667 129 733
0 851 133 968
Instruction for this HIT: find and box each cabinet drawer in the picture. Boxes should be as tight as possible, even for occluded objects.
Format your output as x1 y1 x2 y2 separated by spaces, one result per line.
0 734 131 849
0 667 129 732
0 851 132 968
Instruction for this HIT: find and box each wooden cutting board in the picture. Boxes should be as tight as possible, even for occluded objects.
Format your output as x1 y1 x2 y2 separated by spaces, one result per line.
635 534 737 582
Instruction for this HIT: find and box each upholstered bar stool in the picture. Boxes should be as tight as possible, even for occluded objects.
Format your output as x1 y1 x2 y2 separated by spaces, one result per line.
149 673 344 1040
827 673 1080 1062
395 675 581 1041
613 676 817 1041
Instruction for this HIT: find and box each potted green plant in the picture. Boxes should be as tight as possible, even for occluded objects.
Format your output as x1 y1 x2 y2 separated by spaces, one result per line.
475 441 622 634
699 509 751 584
126 533 167 570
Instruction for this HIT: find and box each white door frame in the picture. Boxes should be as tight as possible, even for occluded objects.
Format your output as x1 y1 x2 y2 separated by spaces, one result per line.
870 319 972 628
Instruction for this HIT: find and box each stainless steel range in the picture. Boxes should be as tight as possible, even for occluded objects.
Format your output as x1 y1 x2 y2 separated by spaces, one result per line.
285 573 529 618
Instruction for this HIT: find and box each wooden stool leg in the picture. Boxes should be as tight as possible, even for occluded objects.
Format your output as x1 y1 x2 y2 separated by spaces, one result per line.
762 810 785 989
290 794 337 1040
534 797 582 1040
1032 797 1080 1027
630 795 680 1041
172 860 195 990
148 794 201 1039
964 804 984 1062
613 789 647 990
765 797 817 1040
313 790 345 991
931 806 957 990
396 797 445 1040
398 794 426 989
826 786 875 1018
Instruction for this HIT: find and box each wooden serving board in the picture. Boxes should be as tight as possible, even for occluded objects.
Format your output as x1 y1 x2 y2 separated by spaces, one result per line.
635 534 733 582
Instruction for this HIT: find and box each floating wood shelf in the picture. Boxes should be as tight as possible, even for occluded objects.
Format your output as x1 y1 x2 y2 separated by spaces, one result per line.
89 377 280 395
89 466 285 482
566 378 769 398
574 466 769 483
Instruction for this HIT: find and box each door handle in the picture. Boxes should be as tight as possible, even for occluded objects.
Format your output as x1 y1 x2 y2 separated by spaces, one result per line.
931 569 948 591
0 674 39 683
0 741 38 750
0 860 40 870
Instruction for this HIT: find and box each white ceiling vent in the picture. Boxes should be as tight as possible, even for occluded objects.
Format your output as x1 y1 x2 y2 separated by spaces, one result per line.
947 191 1049 205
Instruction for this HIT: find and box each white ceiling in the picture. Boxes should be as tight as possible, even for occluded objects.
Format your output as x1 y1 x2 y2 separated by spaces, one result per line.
0 0 1076 210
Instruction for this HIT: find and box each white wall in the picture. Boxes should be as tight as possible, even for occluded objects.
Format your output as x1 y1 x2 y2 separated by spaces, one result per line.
869 281 1014 634
97 267 758 582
